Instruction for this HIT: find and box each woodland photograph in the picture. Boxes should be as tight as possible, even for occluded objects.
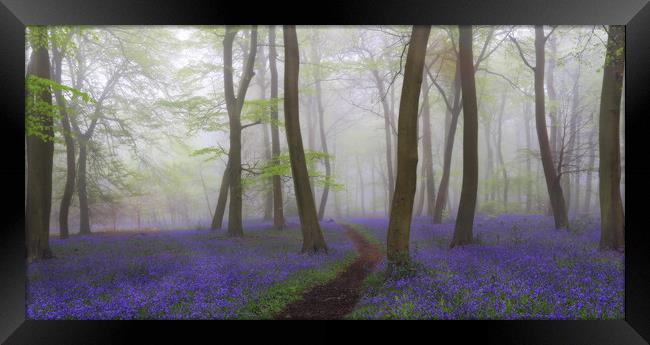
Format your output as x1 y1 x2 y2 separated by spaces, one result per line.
25 25 625 320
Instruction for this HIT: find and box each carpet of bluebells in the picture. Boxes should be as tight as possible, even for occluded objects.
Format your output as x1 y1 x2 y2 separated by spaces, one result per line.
27 220 355 320
348 214 624 320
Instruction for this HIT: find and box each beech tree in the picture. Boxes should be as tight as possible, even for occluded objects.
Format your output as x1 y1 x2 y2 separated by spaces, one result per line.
511 26 569 229
223 26 258 237
268 26 285 229
283 25 328 253
386 25 430 268
598 25 625 251
450 25 479 248
26 27 54 262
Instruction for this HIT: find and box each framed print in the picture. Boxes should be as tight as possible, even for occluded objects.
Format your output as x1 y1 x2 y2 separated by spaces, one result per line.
1 0 649 343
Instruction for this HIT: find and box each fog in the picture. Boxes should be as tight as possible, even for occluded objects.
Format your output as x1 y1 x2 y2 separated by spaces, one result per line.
31 25 622 233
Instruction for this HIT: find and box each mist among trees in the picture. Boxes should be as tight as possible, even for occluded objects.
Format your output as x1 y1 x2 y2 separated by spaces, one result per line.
25 25 625 320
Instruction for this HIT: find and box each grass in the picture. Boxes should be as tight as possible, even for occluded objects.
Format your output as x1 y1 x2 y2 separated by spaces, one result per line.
342 222 383 251
235 252 358 319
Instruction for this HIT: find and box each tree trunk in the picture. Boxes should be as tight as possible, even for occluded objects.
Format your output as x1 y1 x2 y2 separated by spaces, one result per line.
386 25 430 268
495 89 509 212
211 157 231 230
52 44 75 240
484 117 494 203
567 65 582 214
584 116 596 215
198 165 213 219
310 38 332 220
26 28 54 262
415 156 426 217
450 25 479 248
223 26 258 237
432 61 462 223
77 142 91 234
283 25 328 253
533 26 569 229
356 156 365 216
547 36 559 162
598 25 625 251
372 70 396 207
257 44 273 221
421 71 436 217
268 26 285 229
524 102 533 212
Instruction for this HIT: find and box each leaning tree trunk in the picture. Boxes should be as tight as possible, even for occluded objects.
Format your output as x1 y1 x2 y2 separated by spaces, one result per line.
533 26 569 229
450 25 479 248
52 45 75 240
432 62 462 223
268 26 285 229
211 157 231 230
26 27 54 262
283 25 328 253
547 36 559 162
598 25 625 251
223 26 257 237
386 25 430 269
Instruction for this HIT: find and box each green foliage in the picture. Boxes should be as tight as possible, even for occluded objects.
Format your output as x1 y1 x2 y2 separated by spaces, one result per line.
241 98 285 127
236 253 357 319
242 150 344 191
190 146 227 161
25 75 93 141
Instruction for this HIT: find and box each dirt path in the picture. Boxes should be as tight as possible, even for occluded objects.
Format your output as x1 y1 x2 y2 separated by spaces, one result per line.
275 224 383 320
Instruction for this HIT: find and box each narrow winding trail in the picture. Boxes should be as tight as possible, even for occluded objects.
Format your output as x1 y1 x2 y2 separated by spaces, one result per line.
275 224 383 320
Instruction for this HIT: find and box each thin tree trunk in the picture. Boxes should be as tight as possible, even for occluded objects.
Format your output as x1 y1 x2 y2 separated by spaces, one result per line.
257 43 273 221
567 65 582 214
223 26 258 237
532 26 569 229
583 114 596 214
77 143 91 234
26 28 54 262
415 156 426 217
524 102 533 212
372 70 396 206
386 25 430 268
268 26 285 229
547 36 559 161
421 71 436 217
356 156 366 216
283 25 328 253
310 36 332 220
211 157 231 230
484 117 494 203
52 44 75 240
450 25 479 248
432 61 462 223
598 25 625 251
198 165 213 219
495 89 509 212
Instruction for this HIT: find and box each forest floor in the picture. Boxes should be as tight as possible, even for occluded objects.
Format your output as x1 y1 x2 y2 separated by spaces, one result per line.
275 225 382 319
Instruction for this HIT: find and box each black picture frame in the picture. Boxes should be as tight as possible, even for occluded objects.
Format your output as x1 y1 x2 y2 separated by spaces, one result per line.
1 0 648 343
